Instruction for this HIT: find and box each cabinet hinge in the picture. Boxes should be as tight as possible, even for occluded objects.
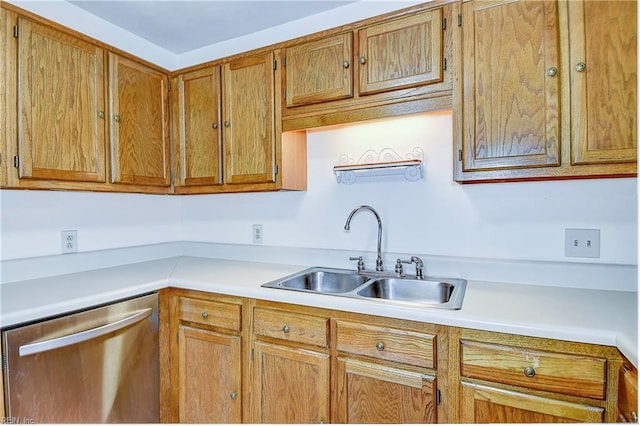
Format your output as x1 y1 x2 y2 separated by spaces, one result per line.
13 25 19 38
458 149 463 161
274 164 279 176
283 56 286 67
436 389 441 405
250 349 254 361
443 57 447 71
13 155 19 168
273 59 278 70
1 354 7 371
284 89 287 100
443 17 447 30
458 13 462 27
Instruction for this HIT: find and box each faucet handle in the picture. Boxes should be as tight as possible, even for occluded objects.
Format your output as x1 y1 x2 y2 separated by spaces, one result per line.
401 256 424 279
349 256 365 272
395 259 405 277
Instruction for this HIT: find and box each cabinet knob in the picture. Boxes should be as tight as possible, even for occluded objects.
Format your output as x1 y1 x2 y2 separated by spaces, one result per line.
342 60 350 69
282 325 290 333
212 122 218 129
375 342 385 351
546 67 558 77
230 391 238 400
97 111 105 119
224 121 230 128
114 114 121 122
631 411 638 422
359 56 367 65
201 312 209 319
575 62 586 72
523 366 536 378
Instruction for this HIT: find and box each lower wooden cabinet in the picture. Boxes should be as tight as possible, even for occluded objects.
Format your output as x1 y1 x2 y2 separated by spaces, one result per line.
618 361 638 422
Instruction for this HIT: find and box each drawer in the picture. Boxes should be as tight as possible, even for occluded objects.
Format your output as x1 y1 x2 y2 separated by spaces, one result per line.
461 340 607 399
336 320 436 369
178 297 241 331
253 307 329 347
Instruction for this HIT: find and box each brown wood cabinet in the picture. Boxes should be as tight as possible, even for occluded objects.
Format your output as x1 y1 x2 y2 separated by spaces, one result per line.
455 0 637 182
109 53 170 188
618 361 638 422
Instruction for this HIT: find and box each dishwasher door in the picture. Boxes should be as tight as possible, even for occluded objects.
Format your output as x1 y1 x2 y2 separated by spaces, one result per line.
2 292 159 423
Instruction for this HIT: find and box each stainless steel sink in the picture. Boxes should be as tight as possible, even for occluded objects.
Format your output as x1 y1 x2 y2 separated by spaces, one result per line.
262 267 467 310
262 267 368 293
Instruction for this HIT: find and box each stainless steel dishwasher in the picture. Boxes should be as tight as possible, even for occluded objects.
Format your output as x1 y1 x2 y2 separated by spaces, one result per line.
2 292 159 423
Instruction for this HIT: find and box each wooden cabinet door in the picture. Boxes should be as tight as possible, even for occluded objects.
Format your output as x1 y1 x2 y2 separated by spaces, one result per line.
109 53 170 187
568 0 637 165
460 381 604 423
358 9 443 96
178 326 242 423
222 52 276 185
336 357 437 423
173 66 222 186
460 0 561 172
252 341 330 424
619 363 638 422
16 17 106 183
285 32 353 107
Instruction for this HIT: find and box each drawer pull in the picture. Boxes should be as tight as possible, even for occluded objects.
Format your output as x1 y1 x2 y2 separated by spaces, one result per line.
376 342 385 351
523 366 536 378
631 412 638 422
282 325 291 334
201 312 209 319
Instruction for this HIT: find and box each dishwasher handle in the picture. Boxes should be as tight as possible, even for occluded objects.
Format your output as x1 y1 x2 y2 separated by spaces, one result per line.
18 308 153 357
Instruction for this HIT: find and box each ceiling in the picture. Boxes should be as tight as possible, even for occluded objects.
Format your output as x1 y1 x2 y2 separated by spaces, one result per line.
68 1 355 54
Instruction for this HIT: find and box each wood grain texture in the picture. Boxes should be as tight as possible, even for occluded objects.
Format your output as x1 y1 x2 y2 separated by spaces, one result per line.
178 296 241 331
285 32 354 107
17 17 107 183
178 326 242 423
1 7 17 188
173 66 222 187
618 362 638 422
252 341 330 424
358 8 443 95
336 319 436 369
253 307 329 348
336 357 437 423
223 52 275 185
460 381 604 423
109 53 170 187
279 130 307 190
461 339 607 400
569 0 637 165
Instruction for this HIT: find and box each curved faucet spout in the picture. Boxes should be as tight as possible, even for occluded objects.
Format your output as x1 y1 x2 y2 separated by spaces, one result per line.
344 205 384 271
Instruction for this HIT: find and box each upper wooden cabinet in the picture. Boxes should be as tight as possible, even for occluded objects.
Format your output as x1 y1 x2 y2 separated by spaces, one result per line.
455 0 637 182
109 53 170 187
15 17 107 183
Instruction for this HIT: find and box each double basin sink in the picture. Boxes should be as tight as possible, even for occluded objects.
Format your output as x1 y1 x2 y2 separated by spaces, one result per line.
262 267 467 310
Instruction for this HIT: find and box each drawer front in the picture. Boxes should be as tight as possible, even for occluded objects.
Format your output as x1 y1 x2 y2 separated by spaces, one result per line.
461 340 607 399
253 307 329 347
336 320 436 369
178 297 241 331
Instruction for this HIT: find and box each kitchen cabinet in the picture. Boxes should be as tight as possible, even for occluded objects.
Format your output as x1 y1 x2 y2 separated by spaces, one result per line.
456 328 624 423
172 51 307 194
251 305 331 423
166 291 245 423
282 3 456 131
454 0 637 182
14 16 107 184
618 361 638 422
109 53 170 188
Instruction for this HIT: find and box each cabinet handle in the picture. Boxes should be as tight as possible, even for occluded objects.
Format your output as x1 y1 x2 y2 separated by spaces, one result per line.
212 122 218 129
375 342 385 351
282 325 290 333
631 411 638 422
224 121 230 128
359 56 367 65
114 114 121 122
575 62 586 72
546 67 558 77
201 312 209 319
342 60 350 69
523 366 536 378
97 111 105 119
230 391 238 400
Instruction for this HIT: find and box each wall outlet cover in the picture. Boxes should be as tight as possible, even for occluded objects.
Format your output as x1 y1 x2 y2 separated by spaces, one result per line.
564 228 600 258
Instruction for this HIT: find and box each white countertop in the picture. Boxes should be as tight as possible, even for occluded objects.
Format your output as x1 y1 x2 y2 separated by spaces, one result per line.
1 256 636 366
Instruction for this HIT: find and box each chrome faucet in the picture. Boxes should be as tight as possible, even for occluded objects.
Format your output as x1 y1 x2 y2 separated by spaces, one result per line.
402 256 424 279
344 205 384 271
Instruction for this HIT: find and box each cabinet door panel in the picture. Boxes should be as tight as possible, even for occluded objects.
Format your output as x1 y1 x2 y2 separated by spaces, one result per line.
461 0 561 171
358 9 443 95
175 66 222 186
336 357 436 423
223 53 275 185
569 0 637 165
178 326 241 423
460 381 604 423
109 53 170 186
17 18 106 183
253 341 330 423
285 32 353 107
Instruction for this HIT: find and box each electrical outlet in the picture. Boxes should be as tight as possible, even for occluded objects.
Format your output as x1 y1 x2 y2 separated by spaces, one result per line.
61 230 78 254
252 224 263 244
564 228 600 258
